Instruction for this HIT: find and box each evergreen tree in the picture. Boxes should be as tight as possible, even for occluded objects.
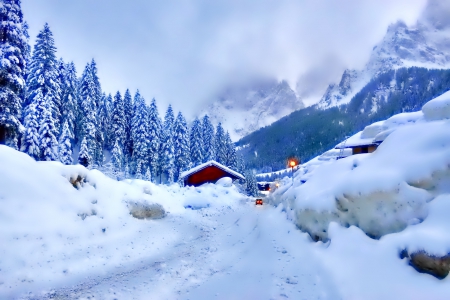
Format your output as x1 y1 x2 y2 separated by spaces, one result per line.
111 91 125 150
0 0 28 146
78 63 98 166
97 93 108 154
144 167 152 182
236 154 246 184
55 57 66 130
189 117 203 166
25 23 61 138
201 115 215 162
147 98 162 180
173 112 190 181
123 89 133 163
39 99 58 161
61 62 77 141
245 170 259 197
131 90 149 175
160 105 175 184
225 131 237 169
78 136 91 167
104 93 114 150
20 90 41 159
90 60 103 166
90 59 102 111
58 119 73 165
214 122 226 164
135 160 143 179
111 138 123 175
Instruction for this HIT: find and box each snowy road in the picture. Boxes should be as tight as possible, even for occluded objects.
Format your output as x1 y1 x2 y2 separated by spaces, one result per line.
30 202 340 300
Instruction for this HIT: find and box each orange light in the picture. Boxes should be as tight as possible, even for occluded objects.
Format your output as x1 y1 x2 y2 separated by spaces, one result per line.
290 161 296 167
276 183 279 187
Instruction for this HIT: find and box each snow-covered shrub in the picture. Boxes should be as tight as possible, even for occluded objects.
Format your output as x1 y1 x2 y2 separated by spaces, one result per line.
128 201 166 219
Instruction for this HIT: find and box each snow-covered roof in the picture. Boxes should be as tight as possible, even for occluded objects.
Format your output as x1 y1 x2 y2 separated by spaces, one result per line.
335 131 378 149
180 160 245 180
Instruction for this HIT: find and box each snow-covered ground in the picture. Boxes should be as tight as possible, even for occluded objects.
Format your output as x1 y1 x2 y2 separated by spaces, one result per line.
0 147 339 299
2 90 450 299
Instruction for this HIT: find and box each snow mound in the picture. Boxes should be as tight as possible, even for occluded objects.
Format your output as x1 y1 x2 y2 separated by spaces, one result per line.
0 146 245 298
216 176 233 187
422 90 450 121
269 91 450 242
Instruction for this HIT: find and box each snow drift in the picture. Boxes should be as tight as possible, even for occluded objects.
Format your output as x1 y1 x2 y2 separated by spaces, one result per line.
0 147 245 298
269 91 450 243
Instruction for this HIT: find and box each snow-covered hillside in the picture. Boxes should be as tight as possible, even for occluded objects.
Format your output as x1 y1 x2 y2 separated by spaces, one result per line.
268 90 450 299
319 0 450 109
200 79 304 141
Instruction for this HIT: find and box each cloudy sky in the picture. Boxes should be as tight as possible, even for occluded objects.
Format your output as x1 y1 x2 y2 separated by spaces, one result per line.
22 0 428 117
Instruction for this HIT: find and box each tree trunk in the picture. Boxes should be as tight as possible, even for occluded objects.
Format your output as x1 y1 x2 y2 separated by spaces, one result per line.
0 126 6 145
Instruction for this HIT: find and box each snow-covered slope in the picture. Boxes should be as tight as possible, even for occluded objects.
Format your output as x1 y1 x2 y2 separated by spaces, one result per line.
200 79 304 141
319 0 450 109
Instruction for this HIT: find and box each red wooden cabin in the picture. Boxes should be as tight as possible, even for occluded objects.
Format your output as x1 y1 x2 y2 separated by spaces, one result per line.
180 161 245 187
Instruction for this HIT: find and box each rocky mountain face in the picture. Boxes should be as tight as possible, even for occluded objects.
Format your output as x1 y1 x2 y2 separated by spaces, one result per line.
200 79 304 141
319 0 450 109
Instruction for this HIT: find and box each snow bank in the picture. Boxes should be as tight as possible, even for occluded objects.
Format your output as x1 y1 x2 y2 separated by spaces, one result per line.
270 91 450 241
0 146 245 298
315 195 450 299
422 90 450 121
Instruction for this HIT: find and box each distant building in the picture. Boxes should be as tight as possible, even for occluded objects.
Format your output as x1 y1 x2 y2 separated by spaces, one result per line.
180 160 245 187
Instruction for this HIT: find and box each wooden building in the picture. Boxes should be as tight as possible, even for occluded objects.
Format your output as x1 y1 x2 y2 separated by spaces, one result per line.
180 161 245 187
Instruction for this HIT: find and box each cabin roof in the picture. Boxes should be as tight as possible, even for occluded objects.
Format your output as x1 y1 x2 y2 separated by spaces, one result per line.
335 131 379 149
180 160 245 180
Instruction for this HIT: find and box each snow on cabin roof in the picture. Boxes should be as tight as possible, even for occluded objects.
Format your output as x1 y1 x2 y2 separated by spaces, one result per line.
335 131 377 149
180 160 245 180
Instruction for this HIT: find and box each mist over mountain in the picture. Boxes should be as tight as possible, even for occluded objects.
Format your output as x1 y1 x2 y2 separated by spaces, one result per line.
319 0 450 109
236 0 450 172
200 79 304 141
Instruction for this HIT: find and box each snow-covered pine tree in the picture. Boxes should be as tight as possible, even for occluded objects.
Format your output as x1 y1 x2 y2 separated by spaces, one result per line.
20 90 41 159
58 119 73 165
189 117 203 167
78 136 91 167
123 89 133 163
131 90 149 176
173 112 190 181
144 167 152 182
61 62 77 142
214 122 226 164
201 114 215 162
97 93 108 154
25 23 61 138
104 93 114 150
39 98 59 161
111 138 123 176
236 154 246 184
0 0 28 146
55 57 66 130
111 91 125 151
147 98 162 181
90 60 103 166
159 104 175 184
135 160 143 179
245 170 259 197
90 59 102 111
225 131 237 169
78 63 98 168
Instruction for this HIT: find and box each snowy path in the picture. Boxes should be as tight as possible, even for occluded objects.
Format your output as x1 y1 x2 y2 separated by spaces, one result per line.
26 202 340 300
